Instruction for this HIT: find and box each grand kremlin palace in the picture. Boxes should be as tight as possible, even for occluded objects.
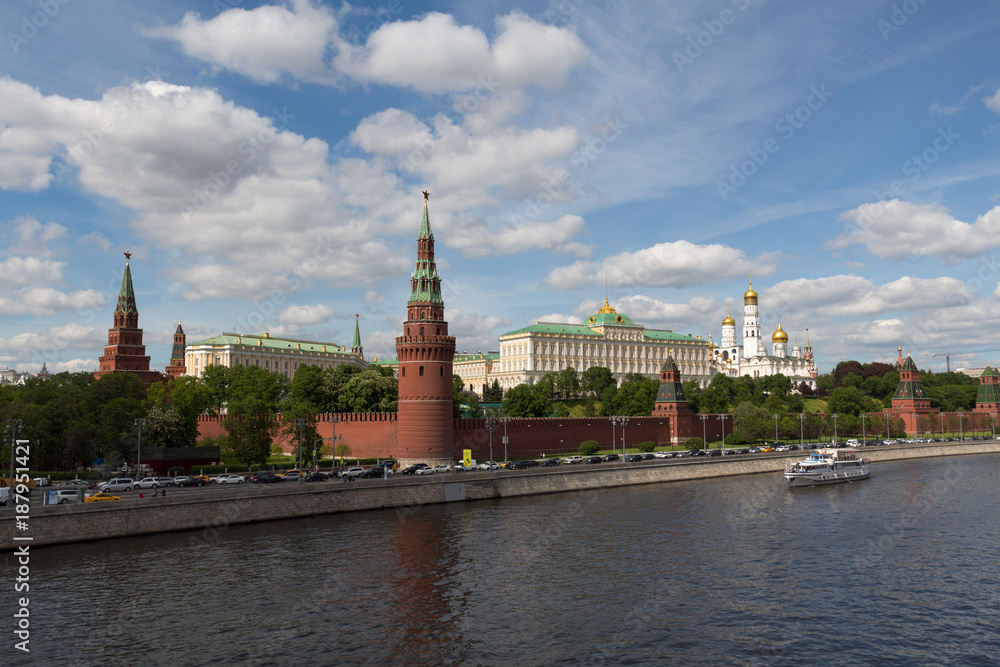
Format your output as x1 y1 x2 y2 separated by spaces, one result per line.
454 299 716 396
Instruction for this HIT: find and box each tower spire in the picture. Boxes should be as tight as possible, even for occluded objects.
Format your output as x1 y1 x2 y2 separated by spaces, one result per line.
351 313 364 360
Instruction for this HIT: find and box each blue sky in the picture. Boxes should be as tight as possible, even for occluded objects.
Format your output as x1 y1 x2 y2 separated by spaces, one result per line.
2 0 1000 376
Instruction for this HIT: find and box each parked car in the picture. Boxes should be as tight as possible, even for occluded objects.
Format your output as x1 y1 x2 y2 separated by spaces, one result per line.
401 464 429 475
640 453 656 460
360 465 393 479
52 489 83 504
689 449 706 457
433 464 452 473
507 460 539 470
156 477 176 487
563 456 584 464
477 461 500 470
174 476 207 487
248 472 282 484
305 472 329 482
415 466 437 475
212 474 245 484
135 477 165 489
85 492 121 503
603 453 620 462
341 467 366 479
653 451 673 458
624 454 643 462
33 477 52 487
541 458 562 467
584 456 603 464
707 449 722 457
747 447 761 454
282 469 305 479
99 478 134 493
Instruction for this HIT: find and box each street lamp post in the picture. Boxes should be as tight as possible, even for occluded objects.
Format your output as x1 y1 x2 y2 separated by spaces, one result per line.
832 414 839 445
798 413 805 445
992 415 996 441
134 418 145 479
912 413 917 440
773 414 779 444
611 417 616 457
861 412 867 445
500 415 510 464
957 413 965 441
619 417 629 455
939 413 944 440
294 418 306 481
485 416 498 466
700 415 708 450
717 414 726 450
331 416 340 474
5 419 24 494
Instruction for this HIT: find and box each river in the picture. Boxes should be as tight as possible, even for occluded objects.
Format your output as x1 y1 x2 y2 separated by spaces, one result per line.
10 453 1000 665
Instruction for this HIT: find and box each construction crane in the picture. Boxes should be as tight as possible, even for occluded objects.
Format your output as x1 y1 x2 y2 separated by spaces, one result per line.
931 352 976 373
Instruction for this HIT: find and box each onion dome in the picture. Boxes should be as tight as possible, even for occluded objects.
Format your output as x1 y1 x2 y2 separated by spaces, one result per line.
722 306 735 327
772 320 788 343
744 279 758 304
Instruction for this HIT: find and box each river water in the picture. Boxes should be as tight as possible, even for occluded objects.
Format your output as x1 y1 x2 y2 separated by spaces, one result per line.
10 454 1000 666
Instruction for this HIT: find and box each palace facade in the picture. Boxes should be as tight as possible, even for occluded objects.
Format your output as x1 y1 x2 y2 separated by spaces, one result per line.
454 299 716 396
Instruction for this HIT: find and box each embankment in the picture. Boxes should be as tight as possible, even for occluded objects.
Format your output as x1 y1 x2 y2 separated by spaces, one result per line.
4 441 998 551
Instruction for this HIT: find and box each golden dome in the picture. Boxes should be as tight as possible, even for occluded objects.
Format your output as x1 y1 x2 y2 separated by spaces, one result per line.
597 297 616 314
722 306 735 327
772 320 788 343
744 279 758 304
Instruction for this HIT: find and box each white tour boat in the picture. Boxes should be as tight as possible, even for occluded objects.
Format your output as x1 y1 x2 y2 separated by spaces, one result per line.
784 448 871 488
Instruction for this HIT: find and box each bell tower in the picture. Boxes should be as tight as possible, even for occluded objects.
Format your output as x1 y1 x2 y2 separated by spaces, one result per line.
395 191 456 461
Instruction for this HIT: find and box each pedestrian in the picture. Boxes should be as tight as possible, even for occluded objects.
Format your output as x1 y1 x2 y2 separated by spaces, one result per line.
152 489 158 497
162 488 167 497
138 492 144 499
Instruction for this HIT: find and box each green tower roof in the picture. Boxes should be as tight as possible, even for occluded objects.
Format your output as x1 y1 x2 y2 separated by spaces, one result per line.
116 253 138 316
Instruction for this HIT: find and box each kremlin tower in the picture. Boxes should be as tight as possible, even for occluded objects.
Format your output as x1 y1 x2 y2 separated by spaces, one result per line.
165 322 187 379
95 251 162 385
395 191 456 462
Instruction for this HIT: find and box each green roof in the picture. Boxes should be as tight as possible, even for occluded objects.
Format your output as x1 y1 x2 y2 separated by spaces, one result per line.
500 320 704 343
454 352 500 362
189 333 356 356
585 311 637 326
116 259 138 316
502 323 604 338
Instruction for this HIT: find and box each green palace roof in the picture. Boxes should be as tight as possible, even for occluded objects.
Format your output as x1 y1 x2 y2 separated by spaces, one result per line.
454 352 501 362
500 321 704 343
189 332 355 356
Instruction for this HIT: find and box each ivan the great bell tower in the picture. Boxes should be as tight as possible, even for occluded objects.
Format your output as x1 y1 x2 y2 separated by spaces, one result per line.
395 191 456 461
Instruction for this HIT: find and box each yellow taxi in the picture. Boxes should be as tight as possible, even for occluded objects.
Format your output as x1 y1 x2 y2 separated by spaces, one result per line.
282 469 305 479
190 475 211 484
761 446 774 453
85 492 121 503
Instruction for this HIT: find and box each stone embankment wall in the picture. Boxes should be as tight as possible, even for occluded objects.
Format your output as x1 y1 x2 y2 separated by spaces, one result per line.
4 442 998 551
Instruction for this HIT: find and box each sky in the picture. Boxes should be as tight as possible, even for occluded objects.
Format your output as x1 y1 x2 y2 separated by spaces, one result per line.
2 0 1000 377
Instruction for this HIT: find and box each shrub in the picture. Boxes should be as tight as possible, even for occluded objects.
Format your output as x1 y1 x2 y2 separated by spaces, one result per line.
685 437 704 450
579 440 600 455
638 441 656 452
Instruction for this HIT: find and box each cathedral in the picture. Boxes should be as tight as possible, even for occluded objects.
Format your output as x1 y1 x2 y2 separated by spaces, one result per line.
712 280 818 390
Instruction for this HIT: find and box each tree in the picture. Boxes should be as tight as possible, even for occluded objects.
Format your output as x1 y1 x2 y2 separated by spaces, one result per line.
279 403 321 466
319 364 363 412
503 384 551 417
682 380 702 413
556 367 580 399
452 374 465 394
826 386 879 417
482 379 503 402
579 440 600 455
581 366 614 396
341 368 397 412
225 409 278 467
144 405 191 450
605 374 659 416
289 364 327 413
731 401 770 445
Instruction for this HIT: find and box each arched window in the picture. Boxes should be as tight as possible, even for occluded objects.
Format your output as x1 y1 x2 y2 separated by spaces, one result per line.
440 367 444 376
419 366 424 376
420 326 424 336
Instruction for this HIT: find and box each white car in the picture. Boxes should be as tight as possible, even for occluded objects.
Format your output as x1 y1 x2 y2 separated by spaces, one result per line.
653 452 672 458
135 477 165 489
476 461 500 470
415 466 437 475
563 456 584 464
212 474 245 484
434 464 452 473
340 467 365 479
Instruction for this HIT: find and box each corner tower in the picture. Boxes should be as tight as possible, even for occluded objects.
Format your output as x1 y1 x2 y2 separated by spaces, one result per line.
95 251 161 385
652 356 694 441
395 191 456 461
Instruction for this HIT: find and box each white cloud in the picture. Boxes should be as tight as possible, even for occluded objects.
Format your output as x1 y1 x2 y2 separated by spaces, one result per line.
448 214 590 258
546 241 781 290
0 257 65 289
986 87 1000 113
144 0 338 84
151 7 588 94
0 288 106 317
278 304 337 325
334 11 589 93
765 274 972 317
0 325 102 368
830 200 1000 262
